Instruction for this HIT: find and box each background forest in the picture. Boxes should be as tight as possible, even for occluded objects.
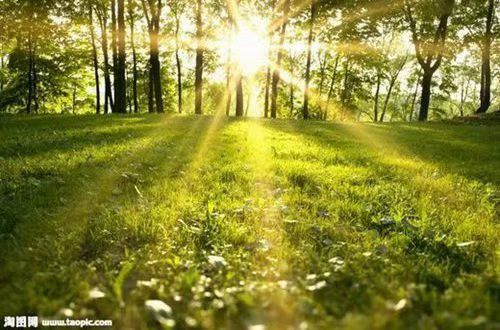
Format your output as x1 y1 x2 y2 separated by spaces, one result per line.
0 0 497 121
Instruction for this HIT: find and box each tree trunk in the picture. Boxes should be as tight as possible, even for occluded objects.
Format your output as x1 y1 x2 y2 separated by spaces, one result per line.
97 11 114 114
144 0 164 114
302 0 316 120
0 44 4 92
408 73 420 122
318 53 328 118
89 7 101 114
476 0 494 114
194 0 203 115
419 70 433 121
325 55 339 120
111 0 118 93
264 65 271 118
129 7 139 113
235 73 244 117
290 79 294 118
175 17 183 113
114 0 127 113
373 73 381 122
225 21 233 116
26 29 33 114
271 0 290 119
380 58 406 122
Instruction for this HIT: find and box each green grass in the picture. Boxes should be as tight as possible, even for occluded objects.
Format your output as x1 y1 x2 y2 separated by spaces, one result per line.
0 114 499 329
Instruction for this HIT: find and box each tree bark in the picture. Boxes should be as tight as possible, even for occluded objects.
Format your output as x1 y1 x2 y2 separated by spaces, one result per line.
380 58 406 122
89 7 101 114
235 73 244 116
129 4 139 113
175 16 182 113
419 70 433 121
373 72 381 122
302 0 316 120
325 55 339 120
142 0 164 113
476 0 494 113
96 10 114 114
194 0 204 115
408 73 420 122
114 0 127 113
264 65 271 118
271 0 290 119
26 28 33 114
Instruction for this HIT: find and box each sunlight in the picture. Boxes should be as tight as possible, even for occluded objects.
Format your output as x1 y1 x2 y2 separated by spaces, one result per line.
232 25 268 76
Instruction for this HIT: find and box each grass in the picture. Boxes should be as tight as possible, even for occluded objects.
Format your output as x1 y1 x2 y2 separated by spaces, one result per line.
0 114 498 329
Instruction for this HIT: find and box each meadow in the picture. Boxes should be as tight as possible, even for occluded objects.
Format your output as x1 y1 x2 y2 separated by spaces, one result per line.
0 114 498 329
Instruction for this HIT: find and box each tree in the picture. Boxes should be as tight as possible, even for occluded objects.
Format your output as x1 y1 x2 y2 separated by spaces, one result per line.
89 4 101 114
475 0 495 113
302 0 317 120
142 0 164 113
114 0 127 113
194 0 204 115
167 0 187 113
270 0 290 119
128 0 139 113
404 0 455 121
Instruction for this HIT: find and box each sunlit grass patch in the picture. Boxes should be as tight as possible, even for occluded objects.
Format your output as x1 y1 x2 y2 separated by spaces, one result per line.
0 115 498 329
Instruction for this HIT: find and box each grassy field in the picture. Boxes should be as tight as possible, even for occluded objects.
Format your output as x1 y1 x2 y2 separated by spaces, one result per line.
0 114 499 329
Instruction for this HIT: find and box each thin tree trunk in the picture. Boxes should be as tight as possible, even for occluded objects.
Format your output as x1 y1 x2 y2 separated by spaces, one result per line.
72 83 77 114
235 73 244 116
143 0 164 113
476 0 494 113
194 0 203 115
97 11 114 114
373 72 381 122
114 0 127 113
290 79 294 118
380 57 407 122
271 0 290 118
264 65 271 118
318 52 328 118
129 5 139 113
111 0 118 93
409 73 420 122
26 28 33 114
302 0 316 120
340 60 350 121
225 21 233 116
325 55 339 120
175 16 182 113
0 44 4 92
90 7 101 114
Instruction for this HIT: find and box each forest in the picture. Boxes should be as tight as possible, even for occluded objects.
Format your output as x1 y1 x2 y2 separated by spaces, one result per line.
0 0 499 329
0 0 497 120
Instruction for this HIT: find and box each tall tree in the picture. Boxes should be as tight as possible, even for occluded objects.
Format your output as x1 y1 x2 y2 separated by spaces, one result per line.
270 0 290 119
476 0 495 114
142 0 164 113
168 0 186 114
128 0 139 113
405 0 455 121
302 0 317 120
194 0 204 115
114 0 127 113
96 5 114 114
89 4 101 114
